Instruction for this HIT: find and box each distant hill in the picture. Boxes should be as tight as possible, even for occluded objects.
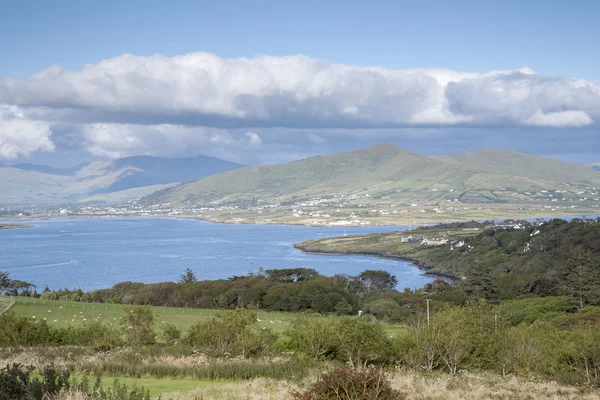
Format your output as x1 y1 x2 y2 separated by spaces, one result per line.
0 155 244 205
586 162 600 172
144 143 600 206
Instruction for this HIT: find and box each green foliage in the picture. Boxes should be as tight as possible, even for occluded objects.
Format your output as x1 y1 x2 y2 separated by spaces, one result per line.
292 366 405 400
498 296 578 325
160 323 181 345
334 300 354 315
121 306 156 345
178 268 197 284
281 317 339 360
363 299 402 321
183 309 274 358
0 312 51 346
283 316 392 367
0 363 69 400
359 270 398 294
335 317 392 368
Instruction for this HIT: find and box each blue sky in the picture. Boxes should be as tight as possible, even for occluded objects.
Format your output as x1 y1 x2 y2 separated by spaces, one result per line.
0 0 599 166
2 0 599 79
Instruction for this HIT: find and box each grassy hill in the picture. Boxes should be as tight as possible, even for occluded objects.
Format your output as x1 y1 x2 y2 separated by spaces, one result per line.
587 162 600 172
0 155 244 206
144 143 600 206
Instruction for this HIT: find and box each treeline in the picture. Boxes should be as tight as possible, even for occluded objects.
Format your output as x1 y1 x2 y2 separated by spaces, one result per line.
38 268 401 315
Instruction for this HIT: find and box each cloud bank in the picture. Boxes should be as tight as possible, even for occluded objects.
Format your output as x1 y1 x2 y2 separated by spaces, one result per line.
0 52 598 161
0 105 54 160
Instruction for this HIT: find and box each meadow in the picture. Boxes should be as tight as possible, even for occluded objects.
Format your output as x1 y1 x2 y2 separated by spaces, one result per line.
2 296 407 334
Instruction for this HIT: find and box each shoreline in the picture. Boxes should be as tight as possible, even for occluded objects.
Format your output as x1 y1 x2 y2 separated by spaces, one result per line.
0 223 32 230
7 210 599 229
293 244 460 282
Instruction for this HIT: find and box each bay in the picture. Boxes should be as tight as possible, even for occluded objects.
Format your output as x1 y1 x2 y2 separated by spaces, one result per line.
0 217 435 291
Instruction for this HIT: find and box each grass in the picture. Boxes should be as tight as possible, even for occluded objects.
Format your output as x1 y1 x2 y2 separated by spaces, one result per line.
80 375 228 397
3 296 407 335
108 371 600 400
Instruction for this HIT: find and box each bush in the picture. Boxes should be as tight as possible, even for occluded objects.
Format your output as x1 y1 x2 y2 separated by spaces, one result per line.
0 363 69 400
0 312 51 346
282 317 339 360
160 323 181 344
292 366 404 400
121 306 156 345
183 309 275 358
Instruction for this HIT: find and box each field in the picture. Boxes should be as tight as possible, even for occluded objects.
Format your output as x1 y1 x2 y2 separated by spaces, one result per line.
3 296 407 334
56 372 600 400
83 376 226 397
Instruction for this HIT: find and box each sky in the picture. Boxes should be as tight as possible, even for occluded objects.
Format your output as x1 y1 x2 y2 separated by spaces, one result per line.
0 0 599 167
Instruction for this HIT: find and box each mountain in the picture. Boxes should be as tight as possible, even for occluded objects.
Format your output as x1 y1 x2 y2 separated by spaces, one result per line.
10 163 84 176
586 162 600 172
144 143 600 206
438 150 600 185
0 155 244 205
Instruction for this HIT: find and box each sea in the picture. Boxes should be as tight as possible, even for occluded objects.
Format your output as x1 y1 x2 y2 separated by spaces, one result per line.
0 217 435 291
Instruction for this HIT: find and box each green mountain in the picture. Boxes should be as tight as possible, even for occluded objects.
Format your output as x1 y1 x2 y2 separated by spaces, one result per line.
1 155 244 206
144 143 600 206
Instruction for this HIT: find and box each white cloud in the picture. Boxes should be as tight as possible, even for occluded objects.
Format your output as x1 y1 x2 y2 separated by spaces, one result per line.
82 123 235 159
245 131 262 146
306 133 325 143
525 110 593 127
0 52 597 130
0 105 54 160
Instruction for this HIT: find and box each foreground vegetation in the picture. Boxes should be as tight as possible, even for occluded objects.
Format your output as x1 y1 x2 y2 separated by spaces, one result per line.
2 217 600 398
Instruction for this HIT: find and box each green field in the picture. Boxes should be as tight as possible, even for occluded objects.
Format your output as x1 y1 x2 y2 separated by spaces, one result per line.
3 296 406 334
81 375 227 397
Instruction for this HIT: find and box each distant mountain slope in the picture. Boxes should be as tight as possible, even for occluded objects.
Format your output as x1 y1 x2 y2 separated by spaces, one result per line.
0 155 244 205
11 163 83 176
145 144 600 206
439 150 600 185
586 162 600 172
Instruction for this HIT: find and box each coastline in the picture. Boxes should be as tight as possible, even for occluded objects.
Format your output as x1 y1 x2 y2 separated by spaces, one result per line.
293 243 460 282
0 223 32 230
8 210 599 229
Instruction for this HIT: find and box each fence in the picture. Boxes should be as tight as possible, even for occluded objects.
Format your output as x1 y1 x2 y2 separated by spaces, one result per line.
0 297 15 315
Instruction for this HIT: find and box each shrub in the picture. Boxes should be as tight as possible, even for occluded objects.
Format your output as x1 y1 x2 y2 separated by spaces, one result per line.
121 306 156 345
282 317 339 360
292 366 404 400
182 309 274 358
0 363 69 400
334 317 392 368
160 323 181 345
0 312 51 346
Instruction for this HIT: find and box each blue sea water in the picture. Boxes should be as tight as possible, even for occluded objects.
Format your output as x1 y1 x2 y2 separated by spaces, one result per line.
0 218 435 291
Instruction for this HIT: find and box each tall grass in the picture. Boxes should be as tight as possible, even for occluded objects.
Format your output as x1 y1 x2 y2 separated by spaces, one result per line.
84 360 310 381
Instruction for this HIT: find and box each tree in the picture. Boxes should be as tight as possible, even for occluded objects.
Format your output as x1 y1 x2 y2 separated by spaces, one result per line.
0 272 10 294
178 268 197 284
461 263 498 301
121 306 156 345
334 300 354 315
283 317 338 360
359 270 398 294
334 317 391 367
559 251 600 308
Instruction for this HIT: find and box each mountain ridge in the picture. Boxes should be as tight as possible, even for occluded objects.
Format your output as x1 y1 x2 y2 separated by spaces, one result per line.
144 144 600 207
0 155 244 205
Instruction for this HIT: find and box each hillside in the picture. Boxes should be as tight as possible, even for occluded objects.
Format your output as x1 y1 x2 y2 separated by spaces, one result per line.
0 155 244 205
296 218 600 297
144 143 600 207
587 162 600 172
